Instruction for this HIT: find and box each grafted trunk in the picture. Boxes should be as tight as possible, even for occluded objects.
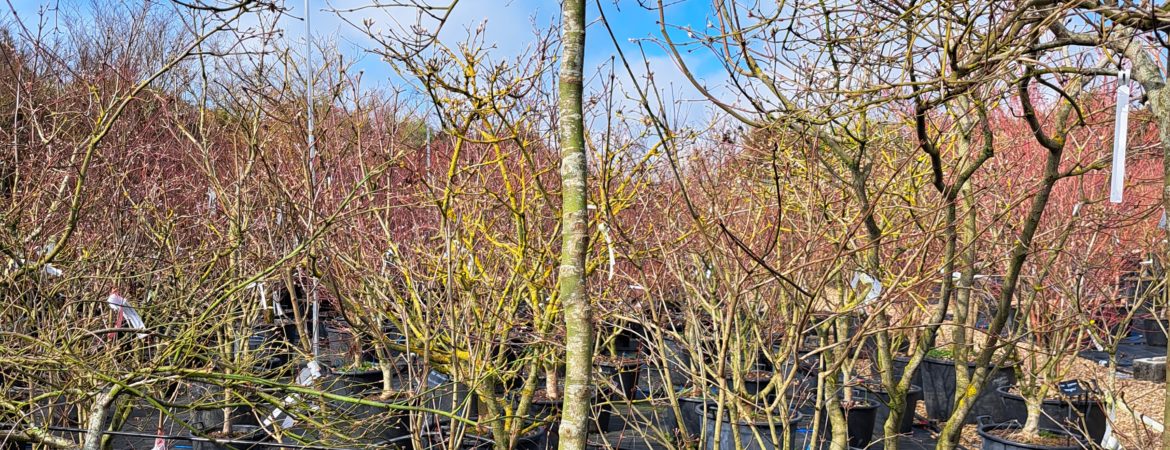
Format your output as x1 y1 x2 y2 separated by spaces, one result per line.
1021 394 1045 437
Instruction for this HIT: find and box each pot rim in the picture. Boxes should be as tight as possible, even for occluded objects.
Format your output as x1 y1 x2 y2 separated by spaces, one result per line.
860 383 923 395
837 398 879 410
702 404 804 426
595 358 644 370
995 385 1100 406
333 366 383 377
193 424 267 443
462 422 550 441
976 422 1084 450
923 355 1018 369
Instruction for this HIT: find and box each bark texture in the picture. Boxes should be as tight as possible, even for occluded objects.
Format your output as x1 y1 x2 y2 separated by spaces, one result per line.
556 1 592 449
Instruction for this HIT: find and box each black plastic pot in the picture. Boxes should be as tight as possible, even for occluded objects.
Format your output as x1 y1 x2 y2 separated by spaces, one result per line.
594 390 617 432
323 398 412 446
890 356 923 386
740 372 773 400
427 424 550 450
191 424 271 450
531 387 613 434
679 396 713 440
920 357 1016 423
597 358 642 400
645 334 687 388
423 370 479 419
1142 317 1169 347
418 427 492 450
977 418 1084 450
608 321 645 356
861 383 923 434
976 306 1019 337
815 398 879 449
704 409 803 450
995 386 1105 445
327 368 384 397
277 318 326 355
182 382 259 428
240 325 292 374
371 435 414 450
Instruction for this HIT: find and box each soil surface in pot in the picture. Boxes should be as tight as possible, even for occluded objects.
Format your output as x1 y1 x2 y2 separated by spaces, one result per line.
206 431 254 439
677 385 706 398
926 347 1016 364
595 354 643 367
743 370 772 382
532 388 563 404
985 429 1079 447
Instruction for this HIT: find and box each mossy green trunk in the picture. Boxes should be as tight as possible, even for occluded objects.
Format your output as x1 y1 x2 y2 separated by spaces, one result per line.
556 1 592 449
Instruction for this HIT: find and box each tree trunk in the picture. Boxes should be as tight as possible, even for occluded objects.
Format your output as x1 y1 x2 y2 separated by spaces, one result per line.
1106 32 1170 450
81 388 118 450
1021 392 1044 437
556 1 592 450
1157 87 1170 450
936 141 1063 449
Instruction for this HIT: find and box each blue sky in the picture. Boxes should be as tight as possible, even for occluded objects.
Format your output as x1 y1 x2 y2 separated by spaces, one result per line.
2 0 725 123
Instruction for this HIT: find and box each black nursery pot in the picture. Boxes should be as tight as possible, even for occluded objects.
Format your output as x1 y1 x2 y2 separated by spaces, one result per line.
678 396 714 440
612 322 645 356
190 424 271 450
183 382 259 429
645 334 687 388
532 387 613 435
428 423 551 450
890 356 923 386
861 383 923 435
815 398 879 449
767 349 820 384
424 370 479 419
321 392 412 446
704 409 803 450
597 358 643 400
241 325 292 375
738 371 774 402
920 357 1016 423
977 419 1084 450
327 367 384 397
995 386 1106 445
1141 316 1170 347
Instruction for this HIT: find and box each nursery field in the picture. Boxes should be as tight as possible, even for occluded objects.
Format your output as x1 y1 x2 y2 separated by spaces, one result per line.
6 1 1170 450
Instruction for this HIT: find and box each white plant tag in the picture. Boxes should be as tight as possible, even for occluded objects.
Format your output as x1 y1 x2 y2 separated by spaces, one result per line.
850 272 882 304
1111 70 1130 204
207 187 218 215
41 263 62 277
107 292 148 338
262 361 322 429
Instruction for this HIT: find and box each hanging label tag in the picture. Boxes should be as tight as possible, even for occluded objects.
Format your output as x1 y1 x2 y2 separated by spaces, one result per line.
1058 379 1085 396
1111 70 1130 203
108 292 148 339
850 271 882 305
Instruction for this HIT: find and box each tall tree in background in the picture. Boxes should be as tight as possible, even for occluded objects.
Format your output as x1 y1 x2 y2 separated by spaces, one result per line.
556 0 591 449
